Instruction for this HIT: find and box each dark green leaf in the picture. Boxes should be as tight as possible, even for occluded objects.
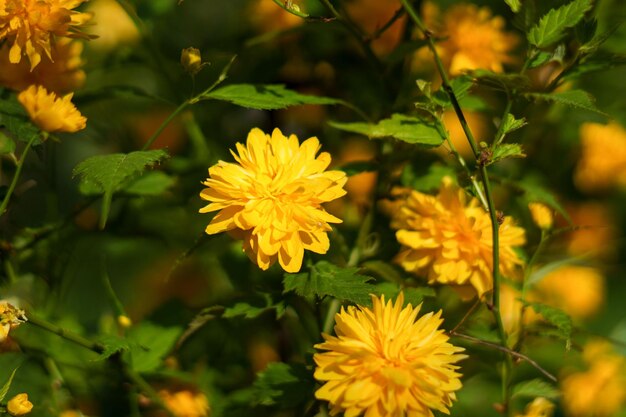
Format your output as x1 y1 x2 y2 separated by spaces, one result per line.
122 171 176 196
505 0 522 13
126 322 182 373
329 114 444 147
489 143 526 165
203 84 340 110
508 177 571 223
1 114 42 145
283 261 375 305
72 150 169 228
527 302 573 344
471 70 530 92
223 294 286 319
97 335 131 360
253 362 315 408
512 379 561 400
0 367 18 402
526 90 606 115
0 132 15 155
528 0 593 47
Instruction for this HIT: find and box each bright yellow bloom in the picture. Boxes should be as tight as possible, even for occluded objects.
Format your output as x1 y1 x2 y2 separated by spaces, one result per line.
385 178 526 298
0 38 85 94
532 265 604 321
0 0 92 70
7 393 33 416
515 397 555 417
314 293 466 417
528 202 553 230
86 0 139 51
199 128 347 273
574 122 626 192
415 2 519 75
561 341 626 417
0 301 27 342
17 85 86 133
159 389 210 417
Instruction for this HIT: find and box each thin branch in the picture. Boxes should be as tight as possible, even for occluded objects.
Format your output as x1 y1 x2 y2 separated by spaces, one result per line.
0 134 38 216
366 8 406 43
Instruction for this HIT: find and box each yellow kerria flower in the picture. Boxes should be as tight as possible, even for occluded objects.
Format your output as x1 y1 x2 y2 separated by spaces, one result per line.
561 341 626 417
515 397 555 417
528 202 553 230
7 393 33 416
0 38 85 94
199 128 347 273
415 2 519 76
314 293 466 417
574 122 626 192
0 0 92 70
17 84 86 133
0 301 27 342
86 0 139 51
385 177 526 298
158 389 210 417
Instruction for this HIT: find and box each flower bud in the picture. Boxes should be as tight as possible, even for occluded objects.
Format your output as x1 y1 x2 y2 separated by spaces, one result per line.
528 202 553 230
117 315 132 328
181 47 203 76
7 393 33 416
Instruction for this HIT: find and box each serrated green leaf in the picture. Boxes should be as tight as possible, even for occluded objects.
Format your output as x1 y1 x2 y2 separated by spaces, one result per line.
505 0 522 13
512 379 561 400
97 335 131 360
126 322 182 373
223 293 286 319
471 70 530 92
528 0 593 47
122 171 175 196
527 301 573 343
500 114 527 137
329 114 444 146
526 90 606 115
72 150 169 228
563 53 626 79
0 114 42 145
283 261 375 305
0 132 15 155
489 143 526 165
336 160 378 176
0 368 18 402
203 84 340 110
253 362 315 408
432 75 474 108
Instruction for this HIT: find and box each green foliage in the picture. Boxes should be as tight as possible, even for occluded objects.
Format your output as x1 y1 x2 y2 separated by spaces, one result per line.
123 171 176 196
504 0 522 13
527 302 573 346
512 379 561 400
223 294 286 319
283 261 375 305
73 149 169 228
125 322 182 373
0 132 15 155
329 114 444 146
0 368 18 402
203 84 341 110
488 143 526 165
528 0 594 48
526 90 606 115
97 335 132 360
252 363 315 408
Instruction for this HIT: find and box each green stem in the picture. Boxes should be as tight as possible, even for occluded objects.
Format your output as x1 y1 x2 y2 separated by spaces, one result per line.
0 135 37 216
141 101 189 151
27 315 104 354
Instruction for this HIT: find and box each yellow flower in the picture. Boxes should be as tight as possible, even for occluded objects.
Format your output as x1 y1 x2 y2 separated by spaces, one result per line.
17 85 86 133
7 393 33 416
385 177 526 298
515 397 555 417
415 2 519 75
180 47 204 76
0 38 85 94
86 0 139 51
531 265 604 321
561 341 626 417
158 389 210 417
199 128 347 273
0 0 92 70
528 202 553 230
574 122 626 192
0 301 27 342
566 202 616 260
314 293 466 417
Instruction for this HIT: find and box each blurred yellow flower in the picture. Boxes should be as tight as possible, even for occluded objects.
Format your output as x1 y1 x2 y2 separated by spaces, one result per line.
385 177 526 298
566 202 616 260
345 0 406 56
158 389 210 417
0 38 85 94
314 293 466 417
199 128 347 273
415 2 519 75
181 47 204 76
249 0 303 33
532 265 604 321
500 283 524 345
515 397 555 417
561 341 626 417
0 301 27 342
17 85 86 133
0 0 91 69
528 202 553 230
7 393 33 416
574 122 626 192
87 0 139 51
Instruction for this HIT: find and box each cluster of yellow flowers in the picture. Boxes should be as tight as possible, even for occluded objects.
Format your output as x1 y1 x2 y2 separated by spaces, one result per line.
0 0 90 133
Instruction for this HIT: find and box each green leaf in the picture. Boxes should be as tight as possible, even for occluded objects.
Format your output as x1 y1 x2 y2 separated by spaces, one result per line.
0 114 41 145
471 70 530 92
223 293 286 319
508 177 571 223
528 0 593 48
283 261 375 305
526 90 606 115
512 379 561 400
500 114 527 138
431 75 475 108
253 362 315 408
122 171 175 196
505 0 522 13
72 150 169 228
203 84 341 110
489 143 526 166
329 114 444 147
126 322 182 373
527 301 573 344
0 367 19 402
97 335 131 360
409 164 456 192
0 132 15 155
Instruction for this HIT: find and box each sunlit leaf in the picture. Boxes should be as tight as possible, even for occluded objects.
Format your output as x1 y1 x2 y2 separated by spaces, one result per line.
528 0 593 47
203 84 340 110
